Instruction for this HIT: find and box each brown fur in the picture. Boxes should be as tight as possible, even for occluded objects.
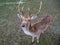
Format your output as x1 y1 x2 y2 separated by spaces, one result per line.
29 15 50 32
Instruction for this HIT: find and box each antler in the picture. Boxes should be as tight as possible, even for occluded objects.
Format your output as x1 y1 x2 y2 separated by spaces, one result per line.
28 8 31 16
21 7 24 15
36 1 42 15
17 1 24 16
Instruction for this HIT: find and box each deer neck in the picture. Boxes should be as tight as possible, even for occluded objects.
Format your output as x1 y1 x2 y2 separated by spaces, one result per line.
21 23 32 35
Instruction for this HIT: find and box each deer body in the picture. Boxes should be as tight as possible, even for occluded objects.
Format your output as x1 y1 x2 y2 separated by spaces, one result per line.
21 24 41 37
17 1 50 43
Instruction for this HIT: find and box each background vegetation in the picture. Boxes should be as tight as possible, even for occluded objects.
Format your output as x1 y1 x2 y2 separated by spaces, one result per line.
0 0 60 45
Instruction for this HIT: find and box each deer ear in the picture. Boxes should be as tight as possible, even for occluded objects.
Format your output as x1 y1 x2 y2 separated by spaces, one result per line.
31 15 37 20
17 14 23 19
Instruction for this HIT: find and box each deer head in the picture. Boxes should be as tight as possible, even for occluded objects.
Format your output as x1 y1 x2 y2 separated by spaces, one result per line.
17 1 42 27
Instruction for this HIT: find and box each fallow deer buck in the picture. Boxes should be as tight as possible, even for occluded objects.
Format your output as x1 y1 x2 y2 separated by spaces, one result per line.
17 1 50 43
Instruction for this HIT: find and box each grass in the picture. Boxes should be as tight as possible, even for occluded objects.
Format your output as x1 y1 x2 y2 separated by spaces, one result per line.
0 0 60 45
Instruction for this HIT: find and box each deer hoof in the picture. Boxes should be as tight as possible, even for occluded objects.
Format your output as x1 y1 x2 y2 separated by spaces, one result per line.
37 40 39 43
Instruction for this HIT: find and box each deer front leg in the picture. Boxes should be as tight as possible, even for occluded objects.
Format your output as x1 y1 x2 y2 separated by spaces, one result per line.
32 36 35 43
42 31 44 33
37 36 40 43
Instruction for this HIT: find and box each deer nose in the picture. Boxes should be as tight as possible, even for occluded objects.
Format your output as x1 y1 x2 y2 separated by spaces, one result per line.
22 25 25 27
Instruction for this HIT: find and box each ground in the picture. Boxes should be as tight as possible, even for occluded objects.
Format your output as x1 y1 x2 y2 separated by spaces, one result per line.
0 0 60 45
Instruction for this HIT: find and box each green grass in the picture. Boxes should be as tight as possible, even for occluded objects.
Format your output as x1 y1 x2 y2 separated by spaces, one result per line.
0 0 60 45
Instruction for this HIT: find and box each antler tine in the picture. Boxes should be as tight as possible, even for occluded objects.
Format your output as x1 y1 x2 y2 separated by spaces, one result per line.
28 8 31 16
17 1 24 16
36 1 42 15
21 6 24 15
17 1 21 15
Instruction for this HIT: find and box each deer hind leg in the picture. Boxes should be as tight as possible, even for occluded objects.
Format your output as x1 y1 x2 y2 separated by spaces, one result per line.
32 36 35 43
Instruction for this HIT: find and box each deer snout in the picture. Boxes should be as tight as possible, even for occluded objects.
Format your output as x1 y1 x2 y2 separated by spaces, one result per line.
21 24 25 27
21 21 28 27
